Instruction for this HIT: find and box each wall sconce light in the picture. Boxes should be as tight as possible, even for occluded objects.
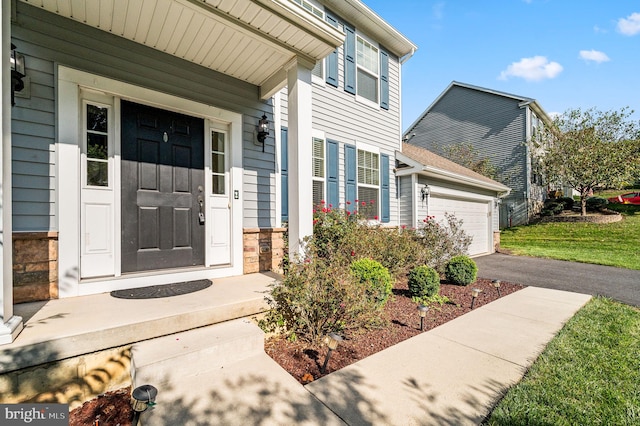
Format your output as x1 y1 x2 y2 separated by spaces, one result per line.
420 184 430 203
417 304 429 331
470 288 482 309
255 113 269 152
492 279 501 297
10 44 25 106
320 332 343 374
131 384 157 425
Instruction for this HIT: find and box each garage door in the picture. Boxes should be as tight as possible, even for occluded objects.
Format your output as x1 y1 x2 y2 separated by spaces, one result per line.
429 197 490 256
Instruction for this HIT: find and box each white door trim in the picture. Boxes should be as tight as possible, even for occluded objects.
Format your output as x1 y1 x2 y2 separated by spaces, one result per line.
57 66 243 297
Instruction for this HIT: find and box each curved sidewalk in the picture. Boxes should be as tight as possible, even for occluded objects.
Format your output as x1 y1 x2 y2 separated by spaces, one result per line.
306 286 591 425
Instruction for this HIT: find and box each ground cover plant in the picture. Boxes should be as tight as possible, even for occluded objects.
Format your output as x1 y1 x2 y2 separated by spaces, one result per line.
486 297 640 425
500 197 640 270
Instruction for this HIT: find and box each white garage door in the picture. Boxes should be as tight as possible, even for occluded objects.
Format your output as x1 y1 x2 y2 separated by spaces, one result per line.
429 196 490 256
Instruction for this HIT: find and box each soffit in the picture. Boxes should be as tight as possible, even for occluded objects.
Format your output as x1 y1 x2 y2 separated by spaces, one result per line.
19 0 344 94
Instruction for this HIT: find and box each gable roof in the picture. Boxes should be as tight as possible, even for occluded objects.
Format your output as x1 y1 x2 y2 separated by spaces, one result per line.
405 81 552 135
396 143 510 194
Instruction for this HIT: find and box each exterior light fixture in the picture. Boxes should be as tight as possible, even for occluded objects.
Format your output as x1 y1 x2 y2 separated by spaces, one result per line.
256 113 269 152
320 332 343 374
492 279 502 297
470 288 482 309
420 184 430 203
10 44 25 106
417 304 429 331
131 384 158 425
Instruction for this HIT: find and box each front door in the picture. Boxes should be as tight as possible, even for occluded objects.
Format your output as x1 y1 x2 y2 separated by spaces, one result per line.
121 100 205 273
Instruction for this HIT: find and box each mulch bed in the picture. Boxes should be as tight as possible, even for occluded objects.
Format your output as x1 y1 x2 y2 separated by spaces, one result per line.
69 276 524 425
265 277 524 384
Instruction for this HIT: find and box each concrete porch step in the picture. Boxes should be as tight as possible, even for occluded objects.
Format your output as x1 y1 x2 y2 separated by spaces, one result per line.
131 318 346 425
131 318 264 389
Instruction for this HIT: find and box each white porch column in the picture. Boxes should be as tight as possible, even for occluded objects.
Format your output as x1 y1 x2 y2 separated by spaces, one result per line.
0 0 23 344
286 60 313 258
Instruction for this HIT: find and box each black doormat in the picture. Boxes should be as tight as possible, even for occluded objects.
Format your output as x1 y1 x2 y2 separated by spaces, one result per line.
110 279 212 299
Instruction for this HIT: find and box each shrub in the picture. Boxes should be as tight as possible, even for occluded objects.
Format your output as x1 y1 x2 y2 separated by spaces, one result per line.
557 197 575 210
445 255 478 286
408 265 440 298
350 258 393 308
259 256 384 345
541 200 563 216
586 196 608 212
414 213 472 273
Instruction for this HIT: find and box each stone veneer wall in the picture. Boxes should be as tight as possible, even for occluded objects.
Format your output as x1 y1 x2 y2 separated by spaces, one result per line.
243 228 286 275
13 232 59 303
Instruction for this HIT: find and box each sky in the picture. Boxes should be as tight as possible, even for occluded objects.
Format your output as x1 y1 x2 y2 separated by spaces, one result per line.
363 0 640 131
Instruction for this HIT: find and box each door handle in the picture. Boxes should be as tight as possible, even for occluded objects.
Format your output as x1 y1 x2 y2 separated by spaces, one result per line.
198 196 205 225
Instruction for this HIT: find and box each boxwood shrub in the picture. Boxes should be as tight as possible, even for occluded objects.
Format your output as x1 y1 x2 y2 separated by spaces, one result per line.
350 258 393 308
445 255 478 286
408 265 440 298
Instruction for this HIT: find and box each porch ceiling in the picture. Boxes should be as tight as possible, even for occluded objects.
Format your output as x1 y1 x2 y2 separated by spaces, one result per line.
19 0 344 98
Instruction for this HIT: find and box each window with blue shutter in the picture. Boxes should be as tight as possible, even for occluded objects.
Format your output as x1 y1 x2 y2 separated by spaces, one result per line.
344 24 356 95
325 13 339 87
281 128 288 222
326 139 339 208
381 154 390 222
380 50 389 110
344 144 357 212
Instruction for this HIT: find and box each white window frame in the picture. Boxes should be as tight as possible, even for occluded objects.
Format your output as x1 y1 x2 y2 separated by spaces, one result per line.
82 98 114 189
312 131 326 207
355 33 380 108
356 142 380 219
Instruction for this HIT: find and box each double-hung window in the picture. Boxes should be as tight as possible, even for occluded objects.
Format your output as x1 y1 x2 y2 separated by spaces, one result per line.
312 137 325 207
356 36 379 104
357 149 379 218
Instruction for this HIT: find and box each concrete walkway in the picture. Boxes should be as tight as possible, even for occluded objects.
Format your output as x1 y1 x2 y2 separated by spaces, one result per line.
305 286 591 425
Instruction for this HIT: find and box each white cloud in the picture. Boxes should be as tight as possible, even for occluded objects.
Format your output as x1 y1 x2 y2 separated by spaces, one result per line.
579 49 610 63
498 56 563 81
432 2 445 20
617 12 640 35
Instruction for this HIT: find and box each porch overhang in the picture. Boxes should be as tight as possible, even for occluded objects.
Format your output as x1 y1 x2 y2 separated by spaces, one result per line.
19 0 345 99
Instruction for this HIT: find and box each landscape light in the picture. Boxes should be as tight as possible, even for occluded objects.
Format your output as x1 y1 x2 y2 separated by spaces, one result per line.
417 304 429 331
320 332 343 374
470 288 482 309
492 279 501 297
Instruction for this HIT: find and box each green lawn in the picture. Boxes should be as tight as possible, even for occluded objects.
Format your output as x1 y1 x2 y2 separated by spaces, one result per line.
486 297 640 425
500 200 640 270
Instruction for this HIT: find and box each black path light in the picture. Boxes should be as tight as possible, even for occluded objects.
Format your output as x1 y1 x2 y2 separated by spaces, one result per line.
492 279 502 297
470 288 482 309
131 384 158 425
320 332 343 374
417 304 429 331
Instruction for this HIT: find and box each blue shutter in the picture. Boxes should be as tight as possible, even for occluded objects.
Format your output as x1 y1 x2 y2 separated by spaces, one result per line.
344 144 357 212
381 154 390 223
325 13 339 87
380 50 389 110
344 24 356 95
326 139 339 208
281 128 288 222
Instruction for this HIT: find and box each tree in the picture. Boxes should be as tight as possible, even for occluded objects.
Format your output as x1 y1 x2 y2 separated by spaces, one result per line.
535 107 640 215
441 142 498 179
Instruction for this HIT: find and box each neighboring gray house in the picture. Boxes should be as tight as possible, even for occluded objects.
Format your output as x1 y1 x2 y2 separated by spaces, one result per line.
397 143 510 256
403 81 553 227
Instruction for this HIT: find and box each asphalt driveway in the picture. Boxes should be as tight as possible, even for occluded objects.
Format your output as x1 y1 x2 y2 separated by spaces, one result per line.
474 253 640 307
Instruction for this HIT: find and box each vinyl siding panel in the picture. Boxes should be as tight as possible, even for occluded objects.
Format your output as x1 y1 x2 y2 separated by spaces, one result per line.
280 13 403 225
13 2 275 231
398 175 413 227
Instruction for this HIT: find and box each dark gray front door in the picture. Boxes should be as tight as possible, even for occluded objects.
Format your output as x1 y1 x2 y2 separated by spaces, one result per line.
121 100 205 273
